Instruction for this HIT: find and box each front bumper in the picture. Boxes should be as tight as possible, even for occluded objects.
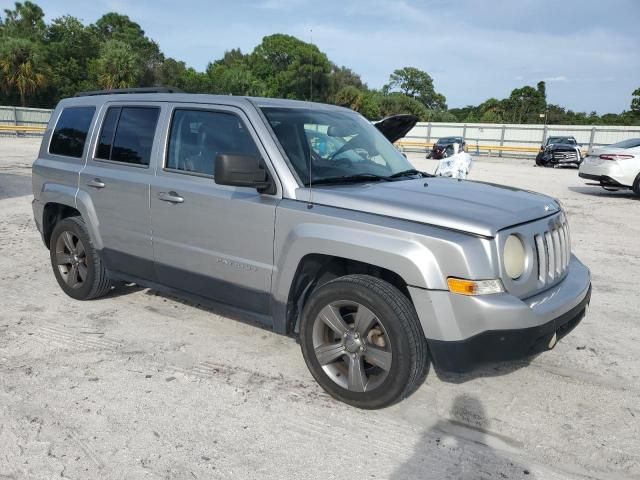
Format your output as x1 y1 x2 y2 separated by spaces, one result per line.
409 255 591 372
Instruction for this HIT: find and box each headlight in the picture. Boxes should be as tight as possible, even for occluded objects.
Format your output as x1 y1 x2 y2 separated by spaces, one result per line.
504 235 526 279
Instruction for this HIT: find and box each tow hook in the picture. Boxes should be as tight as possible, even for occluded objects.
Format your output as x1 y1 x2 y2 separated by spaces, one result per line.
548 332 558 349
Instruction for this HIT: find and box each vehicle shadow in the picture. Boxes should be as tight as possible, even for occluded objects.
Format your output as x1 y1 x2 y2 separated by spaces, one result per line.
0 172 32 200
433 358 533 384
390 395 535 479
568 186 639 199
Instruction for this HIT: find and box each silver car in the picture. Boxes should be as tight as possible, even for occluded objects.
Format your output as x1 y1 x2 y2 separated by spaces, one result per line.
32 89 591 408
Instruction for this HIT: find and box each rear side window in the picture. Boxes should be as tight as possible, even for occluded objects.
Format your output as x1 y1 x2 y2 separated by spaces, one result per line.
96 106 160 166
166 109 259 176
49 106 96 158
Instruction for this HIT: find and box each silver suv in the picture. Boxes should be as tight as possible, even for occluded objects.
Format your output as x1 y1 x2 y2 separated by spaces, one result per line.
32 89 591 409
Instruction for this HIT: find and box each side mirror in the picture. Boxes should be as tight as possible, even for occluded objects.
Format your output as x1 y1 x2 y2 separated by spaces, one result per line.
214 154 275 194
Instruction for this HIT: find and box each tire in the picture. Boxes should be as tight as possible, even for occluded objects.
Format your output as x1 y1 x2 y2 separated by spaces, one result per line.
299 274 429 409
633 174 640 197
49 216 113 300
535 153 544 166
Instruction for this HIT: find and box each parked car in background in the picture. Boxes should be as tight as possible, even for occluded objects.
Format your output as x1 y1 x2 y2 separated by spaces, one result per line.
32 89 591 408
578 138 640 195
535 136 583 167
427 136 466 159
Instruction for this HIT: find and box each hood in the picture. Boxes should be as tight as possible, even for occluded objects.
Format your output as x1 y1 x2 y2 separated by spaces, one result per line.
297 178 559 237
374 114 418 143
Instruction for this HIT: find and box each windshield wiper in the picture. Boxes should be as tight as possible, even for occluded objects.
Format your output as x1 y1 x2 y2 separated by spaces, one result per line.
304 173 393 186
389 169 432 178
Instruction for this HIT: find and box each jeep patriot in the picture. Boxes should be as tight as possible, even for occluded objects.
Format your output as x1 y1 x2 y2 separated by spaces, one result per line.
32 88 592 408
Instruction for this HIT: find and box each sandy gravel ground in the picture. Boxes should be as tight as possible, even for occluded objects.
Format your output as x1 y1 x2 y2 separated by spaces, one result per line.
0 138 638 480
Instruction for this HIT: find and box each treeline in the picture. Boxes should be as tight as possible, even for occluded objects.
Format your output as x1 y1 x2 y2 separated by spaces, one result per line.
1 1 639 125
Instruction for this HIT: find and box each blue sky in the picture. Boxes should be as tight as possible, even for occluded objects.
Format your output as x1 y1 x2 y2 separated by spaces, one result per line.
4 0 639 113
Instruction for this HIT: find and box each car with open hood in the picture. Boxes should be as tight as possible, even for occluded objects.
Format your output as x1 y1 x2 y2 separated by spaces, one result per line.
427 136 467 159
32 89 591 408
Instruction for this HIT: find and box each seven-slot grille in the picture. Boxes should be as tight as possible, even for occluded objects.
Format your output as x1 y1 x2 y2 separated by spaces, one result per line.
534 218 571 285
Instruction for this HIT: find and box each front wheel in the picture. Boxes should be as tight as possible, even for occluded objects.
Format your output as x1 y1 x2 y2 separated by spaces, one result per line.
299 275 429 409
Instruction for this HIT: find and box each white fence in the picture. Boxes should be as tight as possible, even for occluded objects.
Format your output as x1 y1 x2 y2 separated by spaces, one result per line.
2 106 639 157
0 106 52 127
403 122 640 156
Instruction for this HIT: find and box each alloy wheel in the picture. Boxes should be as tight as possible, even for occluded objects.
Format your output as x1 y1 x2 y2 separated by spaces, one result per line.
55 231 88 289
311 300 393 392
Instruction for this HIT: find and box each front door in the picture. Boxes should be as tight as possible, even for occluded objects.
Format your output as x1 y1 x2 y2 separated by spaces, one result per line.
149 104 279 316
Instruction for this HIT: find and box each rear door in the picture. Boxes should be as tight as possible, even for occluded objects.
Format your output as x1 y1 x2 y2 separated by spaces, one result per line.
149 103 279 316
79 102 164 278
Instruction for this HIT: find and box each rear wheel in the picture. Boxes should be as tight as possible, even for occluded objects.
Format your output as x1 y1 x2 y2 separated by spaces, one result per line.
633 174 640 196
299 274 429 409
49 216 113 300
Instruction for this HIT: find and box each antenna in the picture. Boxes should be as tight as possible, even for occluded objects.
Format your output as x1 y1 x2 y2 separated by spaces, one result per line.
309 28 313 102
307 28 314 209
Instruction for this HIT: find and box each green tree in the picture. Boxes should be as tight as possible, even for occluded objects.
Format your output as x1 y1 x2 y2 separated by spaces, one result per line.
93 13 162 86
505 85 546 123
0 37 47 106
378 92 429 120
250 34 331 101
328 64 365 100
92 39 141 90
632 87 640 114
0 1 46 41
383 67 446 110
205 49 266 96
45 15 100 99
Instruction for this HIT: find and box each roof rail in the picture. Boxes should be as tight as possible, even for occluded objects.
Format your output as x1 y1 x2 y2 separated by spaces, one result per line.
75 87 183 97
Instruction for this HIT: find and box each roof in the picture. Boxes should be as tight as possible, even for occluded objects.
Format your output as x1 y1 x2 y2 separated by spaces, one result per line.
60 90 352 113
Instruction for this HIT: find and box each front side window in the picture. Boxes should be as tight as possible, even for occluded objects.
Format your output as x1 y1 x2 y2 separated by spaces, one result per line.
96 106 159 166
166 109 259 176
49 106 96 158
261 107 415 186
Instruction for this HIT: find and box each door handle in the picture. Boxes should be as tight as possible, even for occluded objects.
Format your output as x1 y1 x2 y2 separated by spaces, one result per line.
158 191 184 204
87 178 106 189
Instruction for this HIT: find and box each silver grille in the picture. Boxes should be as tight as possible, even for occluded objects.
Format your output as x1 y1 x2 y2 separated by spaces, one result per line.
535 219 571 285
551 151 579 161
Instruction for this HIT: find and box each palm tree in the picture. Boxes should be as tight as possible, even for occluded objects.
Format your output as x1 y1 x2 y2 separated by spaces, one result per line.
0 37 47 106
94 39 141 90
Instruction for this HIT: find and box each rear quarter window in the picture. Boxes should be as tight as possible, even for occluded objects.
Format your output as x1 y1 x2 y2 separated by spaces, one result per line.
49 106 96 158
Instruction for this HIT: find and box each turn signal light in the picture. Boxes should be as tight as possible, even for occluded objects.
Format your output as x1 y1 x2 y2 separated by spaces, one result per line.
447 278 504 296
599 154 634 161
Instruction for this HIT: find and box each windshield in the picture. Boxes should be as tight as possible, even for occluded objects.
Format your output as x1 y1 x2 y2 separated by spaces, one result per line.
261 107 415 186
608 138 640 149
437 137 461 145
547 137 576 145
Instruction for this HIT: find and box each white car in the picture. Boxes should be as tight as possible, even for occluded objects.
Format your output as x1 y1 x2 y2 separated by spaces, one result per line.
579 138 640 195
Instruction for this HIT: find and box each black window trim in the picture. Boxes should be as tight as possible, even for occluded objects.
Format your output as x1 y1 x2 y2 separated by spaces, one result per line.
162 105 261 180
92 104 161 169
47 105 97 159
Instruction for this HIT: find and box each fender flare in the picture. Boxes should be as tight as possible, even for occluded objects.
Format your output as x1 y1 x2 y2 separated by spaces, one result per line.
272 223 446 309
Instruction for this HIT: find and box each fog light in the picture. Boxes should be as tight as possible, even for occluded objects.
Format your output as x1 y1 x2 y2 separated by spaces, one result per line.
447 278 504 296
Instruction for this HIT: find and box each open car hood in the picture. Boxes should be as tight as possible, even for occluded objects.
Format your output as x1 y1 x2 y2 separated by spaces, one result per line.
374 114 418 143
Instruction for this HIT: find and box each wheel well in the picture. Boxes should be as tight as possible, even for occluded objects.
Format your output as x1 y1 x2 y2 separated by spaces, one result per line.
42 203 81 248
285 254 410 334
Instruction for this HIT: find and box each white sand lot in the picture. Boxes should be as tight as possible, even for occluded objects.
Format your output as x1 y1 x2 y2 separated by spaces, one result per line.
1 137 638 479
